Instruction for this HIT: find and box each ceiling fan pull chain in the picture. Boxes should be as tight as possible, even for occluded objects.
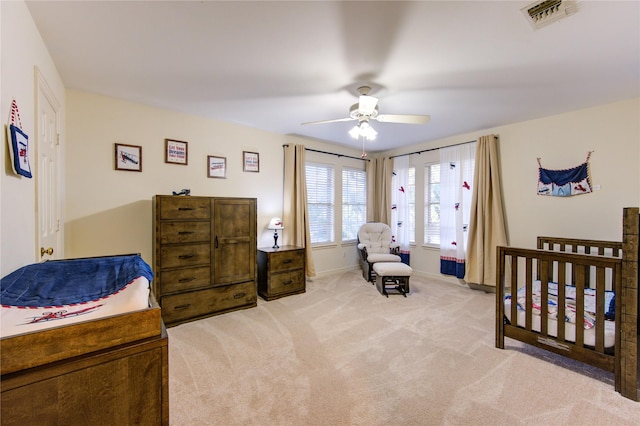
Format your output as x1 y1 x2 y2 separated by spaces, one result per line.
361 135 367 158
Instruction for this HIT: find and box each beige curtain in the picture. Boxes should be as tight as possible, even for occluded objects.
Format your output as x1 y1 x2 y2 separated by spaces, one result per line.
283 144 316 277
365 156 393 224
465 134 508 287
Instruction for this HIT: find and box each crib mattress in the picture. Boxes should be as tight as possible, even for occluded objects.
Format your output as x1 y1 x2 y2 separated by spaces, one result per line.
504 297 616 349
1 276 150 339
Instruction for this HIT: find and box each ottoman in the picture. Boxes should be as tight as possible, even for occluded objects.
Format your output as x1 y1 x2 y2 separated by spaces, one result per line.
373 262 413 297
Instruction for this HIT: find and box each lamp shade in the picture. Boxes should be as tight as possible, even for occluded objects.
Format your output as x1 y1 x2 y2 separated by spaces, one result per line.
267 217 284 230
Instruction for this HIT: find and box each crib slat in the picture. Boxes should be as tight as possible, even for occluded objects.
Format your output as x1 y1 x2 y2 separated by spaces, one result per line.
575 265 586 348
525 257 533 330
510 255 518 328
557 263 566 343
595 266 606 353
540 260 549 336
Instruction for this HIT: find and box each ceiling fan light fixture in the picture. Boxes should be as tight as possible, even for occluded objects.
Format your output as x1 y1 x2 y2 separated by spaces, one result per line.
349 121 377 141
358 95 378 115
348 124 361 139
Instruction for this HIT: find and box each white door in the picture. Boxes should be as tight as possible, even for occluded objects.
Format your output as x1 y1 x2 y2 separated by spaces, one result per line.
36 69 61 261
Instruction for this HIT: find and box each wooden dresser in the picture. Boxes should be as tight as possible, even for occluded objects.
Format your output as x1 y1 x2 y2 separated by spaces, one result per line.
257 246 305 300
153 195 257 326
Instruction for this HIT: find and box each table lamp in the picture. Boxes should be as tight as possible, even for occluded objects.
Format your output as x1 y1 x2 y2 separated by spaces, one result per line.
267 217 284 249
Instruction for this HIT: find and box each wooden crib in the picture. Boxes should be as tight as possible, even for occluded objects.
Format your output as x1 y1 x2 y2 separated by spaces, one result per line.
496 207 638 401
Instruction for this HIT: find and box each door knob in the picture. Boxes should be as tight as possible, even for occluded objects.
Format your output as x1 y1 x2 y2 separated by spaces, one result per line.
41 247 54 257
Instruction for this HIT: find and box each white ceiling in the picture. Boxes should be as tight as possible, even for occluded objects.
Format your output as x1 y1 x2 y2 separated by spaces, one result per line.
25 1 640 152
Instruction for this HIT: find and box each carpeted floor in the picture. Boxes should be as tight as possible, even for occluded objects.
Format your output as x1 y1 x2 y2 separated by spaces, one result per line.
167 270 640 425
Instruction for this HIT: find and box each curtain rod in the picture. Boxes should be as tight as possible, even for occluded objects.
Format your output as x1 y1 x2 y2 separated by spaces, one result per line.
389 139 478 159
282 145 369 162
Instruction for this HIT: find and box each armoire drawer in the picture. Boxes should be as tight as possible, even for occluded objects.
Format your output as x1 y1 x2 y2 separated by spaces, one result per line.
159 221 210 244
161 281 256 324
159 244 210 269
160 266 211 294
158 197 211 220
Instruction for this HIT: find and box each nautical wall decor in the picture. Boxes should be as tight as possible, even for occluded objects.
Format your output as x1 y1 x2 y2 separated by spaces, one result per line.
7 99 32 178
537 152 592 197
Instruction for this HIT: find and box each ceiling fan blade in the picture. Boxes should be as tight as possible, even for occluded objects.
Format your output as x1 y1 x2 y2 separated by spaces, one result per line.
301 117 355 125
358 95 378 115
375 114 431 124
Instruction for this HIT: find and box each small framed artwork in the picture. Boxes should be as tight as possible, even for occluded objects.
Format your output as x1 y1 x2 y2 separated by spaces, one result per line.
115 143 142 172
207 155 227 178
243 151 259 172
165 139 188 165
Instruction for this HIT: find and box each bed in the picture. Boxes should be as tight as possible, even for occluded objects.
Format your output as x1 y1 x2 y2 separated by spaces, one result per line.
496 207 639 401
0 254 169 425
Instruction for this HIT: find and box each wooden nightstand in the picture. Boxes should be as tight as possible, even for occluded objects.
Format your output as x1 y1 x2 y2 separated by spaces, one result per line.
257 246 305 300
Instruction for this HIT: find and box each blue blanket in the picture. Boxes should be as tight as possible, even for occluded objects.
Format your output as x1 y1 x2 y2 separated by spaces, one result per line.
0 255 153 307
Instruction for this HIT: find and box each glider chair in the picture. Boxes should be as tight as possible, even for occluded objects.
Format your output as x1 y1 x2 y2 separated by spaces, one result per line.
357 222 401 283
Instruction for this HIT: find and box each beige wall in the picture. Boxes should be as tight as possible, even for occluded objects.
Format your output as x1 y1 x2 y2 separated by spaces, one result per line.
64 91 367 270
1 1 65 276
387 97 640 282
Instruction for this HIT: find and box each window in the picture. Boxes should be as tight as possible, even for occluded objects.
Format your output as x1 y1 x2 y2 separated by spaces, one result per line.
342 167 366 241
424 163 440 244
306 162 334 244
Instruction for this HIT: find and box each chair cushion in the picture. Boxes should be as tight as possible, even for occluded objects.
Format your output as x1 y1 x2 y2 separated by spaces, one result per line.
367 253 401 263
358 222 395 254
373 262 413 276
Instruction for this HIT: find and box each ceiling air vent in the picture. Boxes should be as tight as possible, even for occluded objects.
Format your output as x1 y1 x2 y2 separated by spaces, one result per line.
522 0 577 30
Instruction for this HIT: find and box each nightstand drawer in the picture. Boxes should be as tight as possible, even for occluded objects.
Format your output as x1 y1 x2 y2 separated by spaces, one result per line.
268 249 304 273
269 269 305 295
158 197 211 220
159 221 210 244
160 266 211 293
160 243 210 269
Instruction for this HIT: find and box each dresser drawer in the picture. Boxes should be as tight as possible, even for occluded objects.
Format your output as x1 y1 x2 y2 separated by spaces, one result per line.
160 266 211 294
159 221 210 244
160 244 210 269
161 281 256 324
158 197 211 220
269 269 305 295
268 249 304 273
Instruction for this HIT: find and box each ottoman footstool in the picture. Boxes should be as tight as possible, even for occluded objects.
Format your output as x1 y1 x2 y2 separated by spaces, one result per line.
373 262 413 297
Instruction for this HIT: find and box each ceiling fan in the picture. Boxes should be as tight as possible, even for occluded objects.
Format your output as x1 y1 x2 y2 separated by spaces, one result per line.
302 86 431 134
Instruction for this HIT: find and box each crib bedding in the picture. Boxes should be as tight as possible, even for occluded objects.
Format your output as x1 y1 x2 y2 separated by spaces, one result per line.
0 254 153 338
1 275 150 338
504 281 616 348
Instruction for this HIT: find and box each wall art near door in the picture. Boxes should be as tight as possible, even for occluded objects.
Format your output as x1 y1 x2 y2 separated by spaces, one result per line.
165 139 188 165
115 143 142 172
243 151 259 172
208 155 227 178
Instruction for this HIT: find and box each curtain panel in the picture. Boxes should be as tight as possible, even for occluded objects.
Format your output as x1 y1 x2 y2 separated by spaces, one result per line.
391 155 411 265
283 144 316 277
439 142 477 278
366 156 393 224
465 134 508 287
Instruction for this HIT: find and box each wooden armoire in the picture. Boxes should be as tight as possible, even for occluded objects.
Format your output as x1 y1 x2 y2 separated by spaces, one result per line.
152 195 257 326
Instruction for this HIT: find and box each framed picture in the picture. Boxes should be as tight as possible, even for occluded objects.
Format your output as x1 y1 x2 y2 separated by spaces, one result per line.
243 151 259 172
165 139 188 165
207 155 227 178
115 143 142 172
